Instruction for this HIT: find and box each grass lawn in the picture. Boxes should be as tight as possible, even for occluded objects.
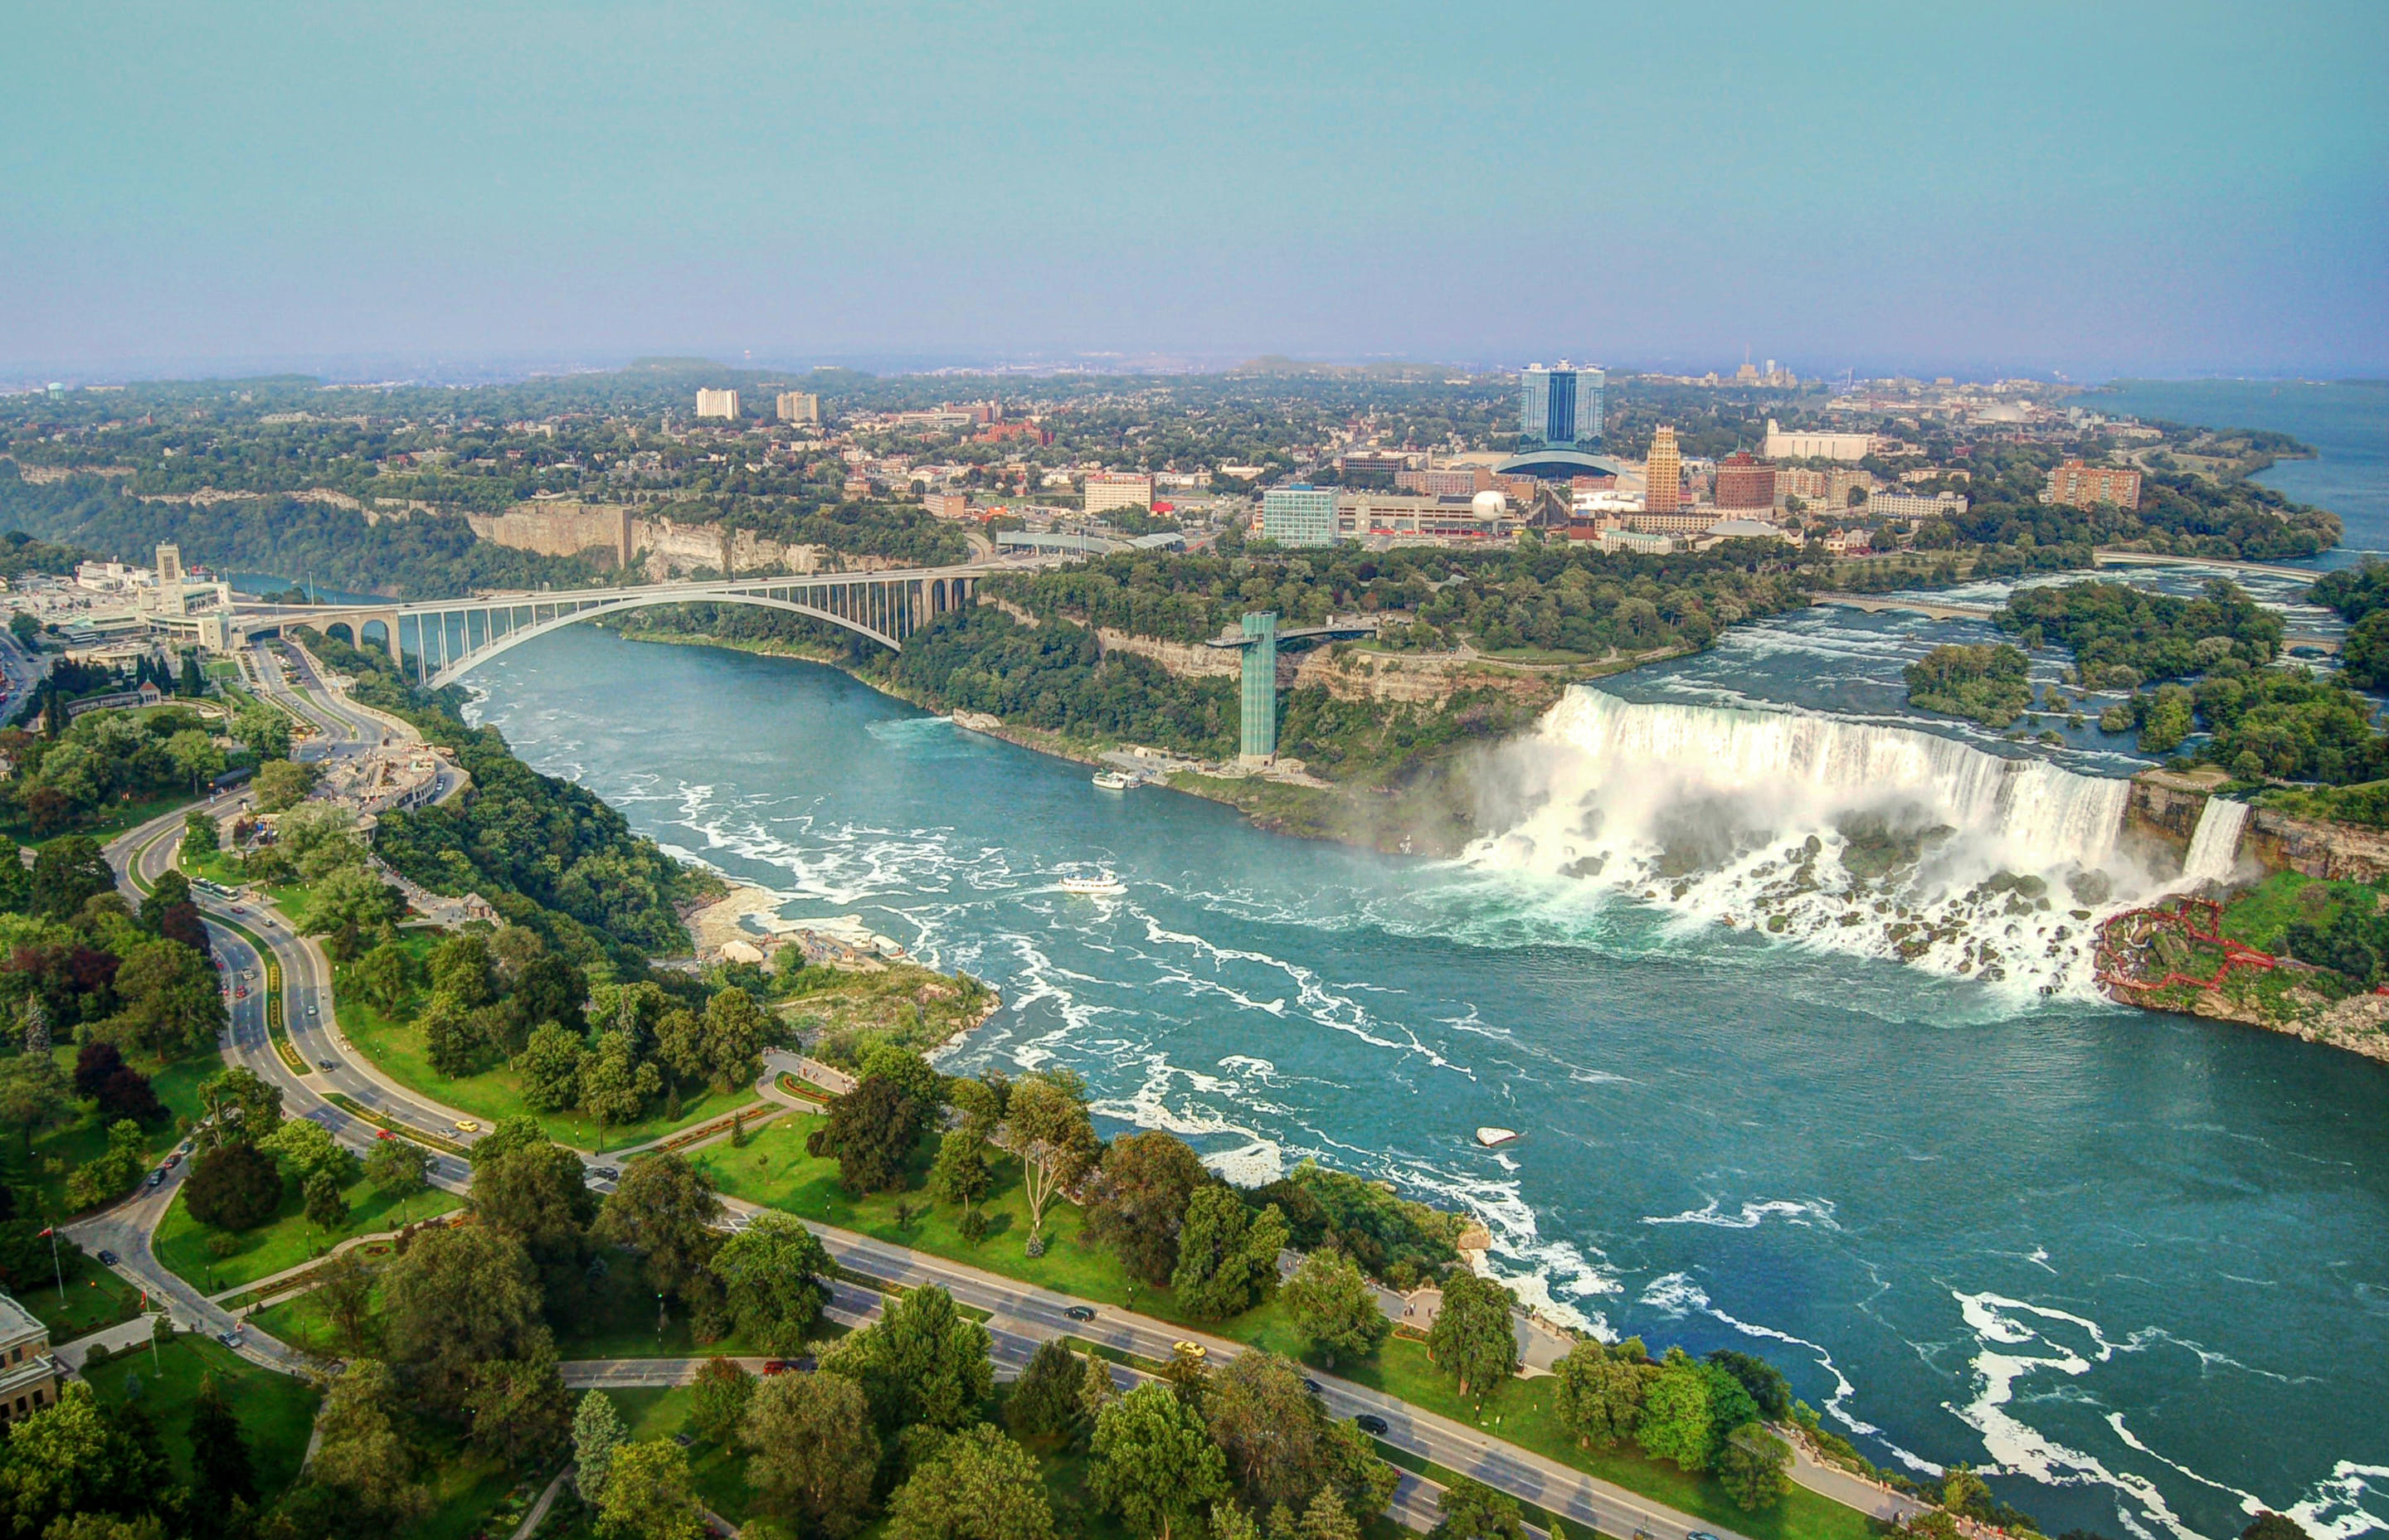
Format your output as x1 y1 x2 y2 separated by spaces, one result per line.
0 790 199 849
330 937 743 1154
16 1246 148 1340
405 1424 533 1540
2218 869 2384 954
152 1169 460 1294
2 1048 214 1227
696 1115 1875 1540
80 1331 321 1498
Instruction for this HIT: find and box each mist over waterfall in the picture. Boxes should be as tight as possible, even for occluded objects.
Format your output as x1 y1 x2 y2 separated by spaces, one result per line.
1468 688 2154 994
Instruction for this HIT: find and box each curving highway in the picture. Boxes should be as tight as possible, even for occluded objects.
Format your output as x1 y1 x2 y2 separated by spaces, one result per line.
67 653 1911 1540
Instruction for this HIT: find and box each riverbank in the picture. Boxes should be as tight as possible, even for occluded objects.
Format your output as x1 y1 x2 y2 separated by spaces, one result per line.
610 619 1514 857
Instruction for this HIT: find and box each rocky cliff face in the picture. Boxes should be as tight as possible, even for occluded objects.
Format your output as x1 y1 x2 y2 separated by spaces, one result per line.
2244 807 2389 882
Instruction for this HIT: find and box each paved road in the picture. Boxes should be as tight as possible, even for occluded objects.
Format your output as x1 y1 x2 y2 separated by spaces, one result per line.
84 668 1902 1540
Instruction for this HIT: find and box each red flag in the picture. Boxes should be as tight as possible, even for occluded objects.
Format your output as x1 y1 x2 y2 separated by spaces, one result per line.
36 1227 51 1238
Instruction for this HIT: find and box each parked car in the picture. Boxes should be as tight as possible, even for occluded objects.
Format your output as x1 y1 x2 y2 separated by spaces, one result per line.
1063 1304 1096 1323
1353 1413 1389 1436
145 1170 164 1188
95 1251 118 1266
163 1153 181 1169
593 1167 619 1180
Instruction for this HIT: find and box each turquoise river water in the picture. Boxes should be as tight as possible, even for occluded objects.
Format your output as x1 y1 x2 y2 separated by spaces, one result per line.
452 382 2389 1540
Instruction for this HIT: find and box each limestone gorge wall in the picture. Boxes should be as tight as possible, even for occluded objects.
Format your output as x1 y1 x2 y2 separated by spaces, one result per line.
1086 626 1556 707
461 501 894 581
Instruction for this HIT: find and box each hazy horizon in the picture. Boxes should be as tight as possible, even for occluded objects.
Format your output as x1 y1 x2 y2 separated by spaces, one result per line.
7 1 2384 381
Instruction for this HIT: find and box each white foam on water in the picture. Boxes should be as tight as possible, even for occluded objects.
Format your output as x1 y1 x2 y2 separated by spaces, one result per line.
1466 687 2160 998
1642 1197 1841 1231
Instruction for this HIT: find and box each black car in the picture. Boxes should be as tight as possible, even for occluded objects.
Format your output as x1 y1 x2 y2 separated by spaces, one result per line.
318 1060 338 1071
1353 1413 1389 1436
1063 1304 1096 1323
1302 1378 1324 1396
95 1250 118 1266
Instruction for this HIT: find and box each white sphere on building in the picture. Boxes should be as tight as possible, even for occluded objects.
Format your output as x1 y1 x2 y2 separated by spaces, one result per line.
1472 489 1508 516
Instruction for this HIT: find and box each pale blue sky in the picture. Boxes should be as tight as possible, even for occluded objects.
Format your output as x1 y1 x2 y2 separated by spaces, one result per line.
5 1 2383 379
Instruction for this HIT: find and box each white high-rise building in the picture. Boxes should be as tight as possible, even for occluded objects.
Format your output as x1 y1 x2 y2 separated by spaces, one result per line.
776 391 820 424
696 388 742 420
1083 473 1154 514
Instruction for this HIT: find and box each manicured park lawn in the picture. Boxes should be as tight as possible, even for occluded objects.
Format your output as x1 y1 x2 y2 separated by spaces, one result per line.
153 1169 460 1294
330 936 746 1154
80 1331 321 1497
2 1047 214 1228
698 1114 1875 1540
18 1247 148 1341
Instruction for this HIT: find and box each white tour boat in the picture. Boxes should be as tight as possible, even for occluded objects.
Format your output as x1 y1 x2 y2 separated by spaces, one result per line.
1059 871 1128 896
1092 770 1139 790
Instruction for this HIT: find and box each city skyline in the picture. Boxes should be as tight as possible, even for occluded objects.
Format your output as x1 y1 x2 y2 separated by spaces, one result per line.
4 1 2384 381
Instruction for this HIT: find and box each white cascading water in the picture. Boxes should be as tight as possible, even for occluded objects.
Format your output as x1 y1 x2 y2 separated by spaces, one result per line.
1468 687 2159 996
2180 796 2250 884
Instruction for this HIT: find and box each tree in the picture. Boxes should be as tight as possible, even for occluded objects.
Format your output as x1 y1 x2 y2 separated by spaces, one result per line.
1088 1383 1230 1540
196 1065 282 1150
821 1283 993 1433
1291 1490 1364 1540
306 1360 431 1536
262 1115 362 1188
1716 1424 1793 1511
578 1029 661 1127
1282 1248 1389 1368
464 1347 572 1465
688 1356 755 1448
855 1041 941 1108
596 1440 708 1540
712 1210 832 1353
1707 1348 1792 1421
1005 1337 1087 1438
470 1130 598 1302
1205 1350 1394 1521
352 938 413 1014
300 865 404 959
573 1390 628 1501
700 985 776 1091
381 1222 553 1416
928 1128 992 1212
1080 1342 1120 1422
1552 1340 1652 1448
1425 1273 1518 1397
0 1053 72 1155
1005 1068 1098 1243
1428 1476 1526 1539
363 1135 431 1201
594 1152 724 1316
1636 1351 1715 1472
316 1248 375 1354
251 758 318 814
1085 1130 1208 1286
187 1373 256 1539
65 1120 148 1211
883 1423 1057 1540
182 1141 282 1232
165 729 226 793
182 807 220 857
32 836 113 921
1169 1186 1288 1321
109 937 226 1057
742 1368 878 1538
820 1074 926 1195
303 1168 349 1230
515 1022 586 1113
0 833 31 914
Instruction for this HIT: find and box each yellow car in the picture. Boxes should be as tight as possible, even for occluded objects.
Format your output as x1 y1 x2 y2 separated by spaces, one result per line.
1171 1340 1205 1360
454 1119 481 1134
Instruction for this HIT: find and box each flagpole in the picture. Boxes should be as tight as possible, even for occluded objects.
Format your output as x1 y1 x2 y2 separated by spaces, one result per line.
45 1227 62 1304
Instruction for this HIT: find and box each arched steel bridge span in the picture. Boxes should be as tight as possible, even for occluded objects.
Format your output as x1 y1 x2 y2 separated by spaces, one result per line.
231 565 1000 689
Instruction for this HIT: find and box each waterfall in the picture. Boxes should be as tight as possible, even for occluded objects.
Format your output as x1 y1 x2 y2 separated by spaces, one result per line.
2181 797 2250 884
1467 687 2155 995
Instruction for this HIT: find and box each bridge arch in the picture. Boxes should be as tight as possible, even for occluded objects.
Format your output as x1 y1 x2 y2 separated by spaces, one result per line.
325 621 357 646
412 590 905 689
360 618 390 653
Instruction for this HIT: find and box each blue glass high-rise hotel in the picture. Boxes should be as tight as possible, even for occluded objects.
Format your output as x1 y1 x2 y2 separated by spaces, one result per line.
1499 363 1620 481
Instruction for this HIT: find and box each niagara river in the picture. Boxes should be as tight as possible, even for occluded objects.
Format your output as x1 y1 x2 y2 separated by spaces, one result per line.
460 621 2389 1540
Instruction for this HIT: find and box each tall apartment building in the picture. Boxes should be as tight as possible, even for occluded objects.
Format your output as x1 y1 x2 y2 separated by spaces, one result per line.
2043 460 2141 511
155 544 182 584
0 1294 58 1430
1763 417 1872 462
1715 451 1776 511
775 391 820 425
1083 472 1155 514
695 388 742 420
1644 426 1682 514
1520 364 1604 447
1260 485 1338 547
